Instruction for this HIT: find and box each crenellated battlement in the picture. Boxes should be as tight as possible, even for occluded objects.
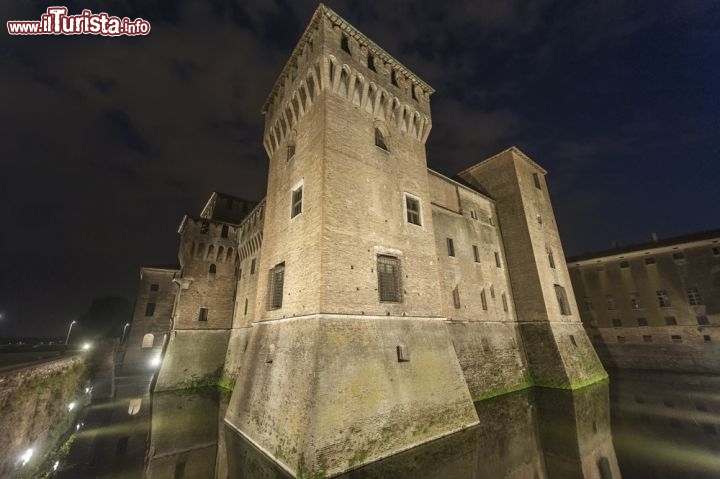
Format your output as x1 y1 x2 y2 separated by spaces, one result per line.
261 4 433 158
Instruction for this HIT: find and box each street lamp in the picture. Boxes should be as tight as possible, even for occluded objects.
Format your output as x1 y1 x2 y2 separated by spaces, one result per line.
121 323 130 343
65 320 76 345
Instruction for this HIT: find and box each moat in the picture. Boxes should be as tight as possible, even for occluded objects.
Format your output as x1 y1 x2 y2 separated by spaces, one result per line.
53 369 720 478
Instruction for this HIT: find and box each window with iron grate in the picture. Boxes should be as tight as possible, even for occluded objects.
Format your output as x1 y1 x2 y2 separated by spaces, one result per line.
291 186 303 218
377 255 402 303
405 194 421 225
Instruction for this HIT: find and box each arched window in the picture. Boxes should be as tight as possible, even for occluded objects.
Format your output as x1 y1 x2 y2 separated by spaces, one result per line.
375 128 388 151
209 264 217 274
141 334 154 348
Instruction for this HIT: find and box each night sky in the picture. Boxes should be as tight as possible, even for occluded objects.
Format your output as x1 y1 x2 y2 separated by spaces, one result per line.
1 0 718 337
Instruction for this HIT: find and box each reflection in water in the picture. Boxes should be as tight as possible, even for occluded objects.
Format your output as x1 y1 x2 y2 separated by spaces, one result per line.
147 382 621 478
609 371 720 479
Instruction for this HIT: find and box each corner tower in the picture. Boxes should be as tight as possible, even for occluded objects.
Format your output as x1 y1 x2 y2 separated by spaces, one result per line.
458 147 607 388
225 5 478 477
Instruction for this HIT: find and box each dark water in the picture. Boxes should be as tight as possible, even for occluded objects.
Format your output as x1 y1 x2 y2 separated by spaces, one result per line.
57 370 720 478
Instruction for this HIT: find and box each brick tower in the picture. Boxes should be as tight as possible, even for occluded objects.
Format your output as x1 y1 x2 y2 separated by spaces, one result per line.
224 5 478 476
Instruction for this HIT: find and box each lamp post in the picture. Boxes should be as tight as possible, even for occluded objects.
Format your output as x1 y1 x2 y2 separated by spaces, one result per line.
121 323 130 343
65 320 76 345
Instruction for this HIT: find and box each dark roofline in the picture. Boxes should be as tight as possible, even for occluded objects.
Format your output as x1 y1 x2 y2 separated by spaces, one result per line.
567 228 720 263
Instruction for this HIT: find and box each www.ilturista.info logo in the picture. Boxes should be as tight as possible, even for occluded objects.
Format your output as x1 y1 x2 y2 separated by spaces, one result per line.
7 7 151 36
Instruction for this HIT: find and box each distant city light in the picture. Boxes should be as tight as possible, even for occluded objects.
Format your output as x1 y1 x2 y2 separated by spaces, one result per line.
68 402 76 412
76 423 80 431
20 448 33 466
82 342 92 351
150 355 161 367
85 387 91 394
53 461 59 471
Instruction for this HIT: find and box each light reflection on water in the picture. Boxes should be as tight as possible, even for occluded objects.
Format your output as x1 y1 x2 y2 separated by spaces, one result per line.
58 372 720 478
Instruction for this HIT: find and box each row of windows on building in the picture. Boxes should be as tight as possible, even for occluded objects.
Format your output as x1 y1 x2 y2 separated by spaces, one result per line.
607 333 711 344
607 315 711 327
585 287 704 312
198 221 231 238
598 246 720 269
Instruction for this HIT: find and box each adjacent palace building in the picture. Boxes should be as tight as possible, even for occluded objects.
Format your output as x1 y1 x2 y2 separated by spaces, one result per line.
568 229 720 373
122 5 606 477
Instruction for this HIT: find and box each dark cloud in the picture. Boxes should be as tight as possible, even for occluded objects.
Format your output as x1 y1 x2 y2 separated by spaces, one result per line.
1 0 718 337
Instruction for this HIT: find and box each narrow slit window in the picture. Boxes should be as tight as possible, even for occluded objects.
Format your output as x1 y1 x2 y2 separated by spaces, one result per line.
391 70 399 87
377 255 402 303
367 53 376 71
501 293 508 312
453 286 461 309
473 245 480 263
251 258 256 274
145 302 155 317
533 172 541 189
547 248 556 269
375 128 388 151
291 186 303 218
209 264 216 274
267 262 285 310
341 34 350 53
198 307 208 321
687 287 703 305
287 143 296 161
221 225 229 238
446 238 455 257
481 289 488 311
494 252 501 267
244 298 248 315
554 284 571 315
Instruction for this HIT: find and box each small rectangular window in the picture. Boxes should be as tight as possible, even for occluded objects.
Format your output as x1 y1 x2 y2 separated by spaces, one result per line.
673 251 685 261
174 461 186 479
665 316 677 326
396 344 410 362
405 195 421 225
554 284 571 315
472 245 480 263
377 255 402 303
617 336 626 344
533 172 541 189
341 34 350 53
494 252 501 268
607 297 617 310
570 335 577 347
145 302 156 317
687 287 703 306
697 315 710 325
452 287 461 309
643 335 653 343
502 293 508 312
713 246 720 256
630 293 641 310
446 238 455 257
645 257 656 265
251 258 256 274
291 186 303 218
671 335 682 343
612 318 622 327
267 262 285 310
704 335 712 342
244 298 248 316
221 225 229 238
656 290 671 307
198 308 208 321
637 317 648 326
150 283 159 292
391 70 399 87
619 261 630 269
367 53 376 72
480 289 488 311
547 248 555 269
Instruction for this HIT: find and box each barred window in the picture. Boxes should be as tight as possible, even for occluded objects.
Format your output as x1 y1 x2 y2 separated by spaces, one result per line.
555 284 571 315
150 283 159 291
200 221 209 234
446 238 455 257
377 255 402 303
687 287 703 305
375 128 388 151
637 317 648 326
656 290 671 307
267 262 285 310
405 195 421 225
643 335 652 343
665 316 677 326
473 245 480 263
612 318 622 327
697 315 710 325
291 186 303 218
607 296 617 310
630 293 641 309
452 287 461 309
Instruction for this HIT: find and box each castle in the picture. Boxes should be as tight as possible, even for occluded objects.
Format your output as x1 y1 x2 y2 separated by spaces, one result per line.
123 5 606 477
